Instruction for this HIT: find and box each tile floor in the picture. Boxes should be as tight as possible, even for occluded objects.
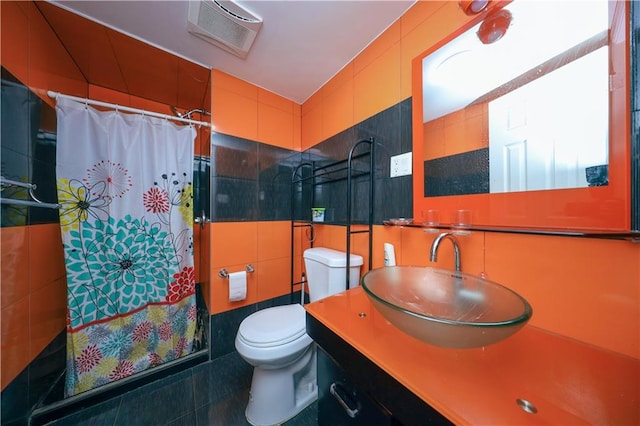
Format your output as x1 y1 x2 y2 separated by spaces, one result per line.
43 351 317 426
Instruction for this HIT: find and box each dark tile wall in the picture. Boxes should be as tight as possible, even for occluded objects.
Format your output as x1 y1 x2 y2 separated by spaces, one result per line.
1 68 59 227
1 332 66 426
208 99 414 363
299 98 414 225
1 68 65 426
210 132 302 222
209 294 293 359
210 98 413 226
423 148 490 197
193 155 211 222
258 144 303 221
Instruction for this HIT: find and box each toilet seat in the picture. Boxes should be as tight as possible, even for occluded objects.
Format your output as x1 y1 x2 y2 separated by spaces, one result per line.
237 304 307 348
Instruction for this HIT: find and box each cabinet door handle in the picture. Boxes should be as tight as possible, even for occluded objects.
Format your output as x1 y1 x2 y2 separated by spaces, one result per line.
330 382 360 418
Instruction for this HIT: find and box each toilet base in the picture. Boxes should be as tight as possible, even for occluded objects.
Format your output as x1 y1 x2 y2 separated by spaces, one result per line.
245 345 317 426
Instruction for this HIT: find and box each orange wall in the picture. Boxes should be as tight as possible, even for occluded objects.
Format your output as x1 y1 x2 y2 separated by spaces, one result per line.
1 225 68 390
203 2 469 313
207 71 304 314
211 70 301 151
299 0 639 359
4 0 636 386
0 1 86 390
207 221 289 313
0 1 211 390
300 1 475 150
0 1 87 107
304 223 640 360
202 220 313 314
204 2 476 314
208 0 639 360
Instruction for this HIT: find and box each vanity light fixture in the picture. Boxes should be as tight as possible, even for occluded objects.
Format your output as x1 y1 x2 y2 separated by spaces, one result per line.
459 0 490 16
477 9 512 44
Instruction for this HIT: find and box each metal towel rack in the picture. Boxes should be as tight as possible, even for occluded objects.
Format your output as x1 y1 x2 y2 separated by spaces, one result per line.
0 176 60 209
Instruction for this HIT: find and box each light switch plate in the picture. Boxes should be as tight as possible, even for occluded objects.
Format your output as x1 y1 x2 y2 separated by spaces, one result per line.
390 152 412 178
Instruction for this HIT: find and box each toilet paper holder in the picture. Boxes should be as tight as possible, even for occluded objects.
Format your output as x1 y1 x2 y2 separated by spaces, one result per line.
219 264 255 279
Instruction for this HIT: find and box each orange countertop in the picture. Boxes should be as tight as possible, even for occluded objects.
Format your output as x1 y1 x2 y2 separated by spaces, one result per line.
305 287 639 425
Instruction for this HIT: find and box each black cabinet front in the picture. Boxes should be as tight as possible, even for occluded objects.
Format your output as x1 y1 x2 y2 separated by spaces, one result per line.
318 347 394 425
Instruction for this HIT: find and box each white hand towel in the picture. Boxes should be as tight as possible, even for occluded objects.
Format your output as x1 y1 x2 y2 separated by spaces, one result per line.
228 271 247 302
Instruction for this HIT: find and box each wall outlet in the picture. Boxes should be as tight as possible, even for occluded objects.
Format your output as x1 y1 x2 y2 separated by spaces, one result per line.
390 152 412 178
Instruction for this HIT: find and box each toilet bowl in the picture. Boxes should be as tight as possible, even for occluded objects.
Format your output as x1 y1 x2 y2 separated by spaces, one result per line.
235 247 363 426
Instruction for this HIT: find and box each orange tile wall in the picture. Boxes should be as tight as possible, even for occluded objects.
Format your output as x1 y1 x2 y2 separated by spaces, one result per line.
0 1 87 390
208 71 304 314
300 1 475 150
204 220 313 314
308 223 639 359
211 70 301 151
0 1 88 107
4 0 636 397
0 1 211 390
1 225 67 390
204 2 468 314
299 0 639 360
204 2 476 315
209 0 638 359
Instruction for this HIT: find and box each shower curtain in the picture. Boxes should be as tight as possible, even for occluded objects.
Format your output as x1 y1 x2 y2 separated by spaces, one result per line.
55 98 197 396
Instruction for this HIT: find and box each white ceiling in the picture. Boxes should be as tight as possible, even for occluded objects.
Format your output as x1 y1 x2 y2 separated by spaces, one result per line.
51 0 416 104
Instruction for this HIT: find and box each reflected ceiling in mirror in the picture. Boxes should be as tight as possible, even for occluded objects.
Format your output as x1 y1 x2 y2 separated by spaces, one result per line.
422 0 609 196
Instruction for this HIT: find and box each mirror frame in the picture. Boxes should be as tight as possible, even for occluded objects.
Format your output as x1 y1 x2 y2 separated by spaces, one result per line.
412 1 630 231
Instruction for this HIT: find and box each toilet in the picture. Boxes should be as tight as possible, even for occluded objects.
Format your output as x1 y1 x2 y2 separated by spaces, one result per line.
235 247 363 426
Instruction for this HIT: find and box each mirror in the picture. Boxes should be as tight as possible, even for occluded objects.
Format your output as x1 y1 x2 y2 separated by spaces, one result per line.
413 0 630 231
422 1 608 196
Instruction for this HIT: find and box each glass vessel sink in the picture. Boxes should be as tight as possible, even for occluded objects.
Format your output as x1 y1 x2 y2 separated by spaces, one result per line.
361 266 532 348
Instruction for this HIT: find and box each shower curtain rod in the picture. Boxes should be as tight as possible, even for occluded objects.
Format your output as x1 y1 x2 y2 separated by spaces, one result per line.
47 91 212 128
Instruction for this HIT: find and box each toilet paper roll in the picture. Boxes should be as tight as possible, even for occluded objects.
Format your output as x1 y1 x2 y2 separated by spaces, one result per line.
228 271 247 302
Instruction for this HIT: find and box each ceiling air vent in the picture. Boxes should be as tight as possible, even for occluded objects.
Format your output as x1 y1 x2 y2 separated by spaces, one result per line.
187 0 262 59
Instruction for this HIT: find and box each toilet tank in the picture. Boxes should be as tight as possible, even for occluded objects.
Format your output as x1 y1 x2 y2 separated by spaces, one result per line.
303 247 363 302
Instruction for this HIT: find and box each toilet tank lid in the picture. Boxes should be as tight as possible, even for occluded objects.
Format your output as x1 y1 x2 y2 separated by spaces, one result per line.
303 247 363 267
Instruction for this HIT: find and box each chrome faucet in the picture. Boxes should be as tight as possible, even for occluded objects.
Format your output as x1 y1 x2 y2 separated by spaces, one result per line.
429 232 461 272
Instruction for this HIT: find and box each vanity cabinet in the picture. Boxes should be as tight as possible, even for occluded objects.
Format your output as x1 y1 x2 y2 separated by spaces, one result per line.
308 314 452 426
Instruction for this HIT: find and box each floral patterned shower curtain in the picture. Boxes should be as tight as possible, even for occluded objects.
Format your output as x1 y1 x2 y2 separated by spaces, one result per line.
55 98 197 396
